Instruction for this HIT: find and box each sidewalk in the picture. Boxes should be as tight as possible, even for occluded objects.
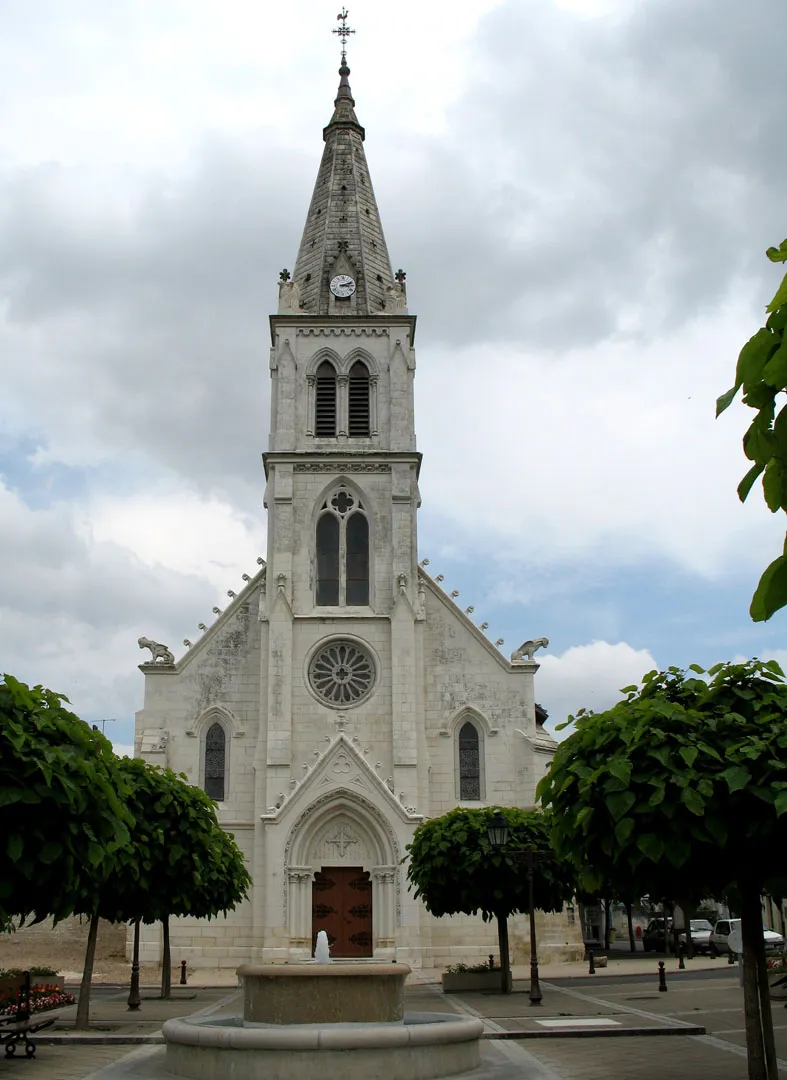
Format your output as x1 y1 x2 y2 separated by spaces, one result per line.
4 964 785 1080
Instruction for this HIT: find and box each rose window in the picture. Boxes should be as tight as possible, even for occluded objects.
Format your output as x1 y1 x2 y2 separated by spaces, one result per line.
309 640 375 707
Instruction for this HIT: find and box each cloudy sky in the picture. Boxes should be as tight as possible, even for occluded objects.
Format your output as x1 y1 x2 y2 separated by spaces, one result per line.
2 0 786 755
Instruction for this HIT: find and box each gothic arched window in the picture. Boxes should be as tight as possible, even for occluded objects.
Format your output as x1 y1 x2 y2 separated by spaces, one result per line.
316 513 340 605
315 360 337 437
315 488 370 607
348 360 370 437
205 722 226 802
458 721 482 801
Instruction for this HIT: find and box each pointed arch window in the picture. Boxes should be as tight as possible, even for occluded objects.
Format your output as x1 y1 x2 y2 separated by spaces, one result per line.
205 722 226 801
315 361 337 437
458 721 482 801
348 361 370 437
315 488 370 607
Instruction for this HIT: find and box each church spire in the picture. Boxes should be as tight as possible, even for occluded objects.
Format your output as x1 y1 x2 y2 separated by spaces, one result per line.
289 10 399 317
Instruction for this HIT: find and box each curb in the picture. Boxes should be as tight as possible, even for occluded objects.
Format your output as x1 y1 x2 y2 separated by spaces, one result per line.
484 1024 706 1039
34 1034 165 1045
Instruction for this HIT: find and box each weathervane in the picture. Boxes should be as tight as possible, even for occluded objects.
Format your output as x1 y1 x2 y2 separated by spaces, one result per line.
333 8 355 62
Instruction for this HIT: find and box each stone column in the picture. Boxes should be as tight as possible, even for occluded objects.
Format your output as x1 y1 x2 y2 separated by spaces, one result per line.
287 867 314 952
372 866 397 953
337 374 348 437
305 375 315 436
370 375 379 436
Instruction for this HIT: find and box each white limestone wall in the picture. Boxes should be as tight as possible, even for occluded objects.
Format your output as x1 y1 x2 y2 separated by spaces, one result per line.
419 582 542 813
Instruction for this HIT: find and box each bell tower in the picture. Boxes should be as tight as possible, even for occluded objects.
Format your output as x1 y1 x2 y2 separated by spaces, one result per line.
260 12 423 815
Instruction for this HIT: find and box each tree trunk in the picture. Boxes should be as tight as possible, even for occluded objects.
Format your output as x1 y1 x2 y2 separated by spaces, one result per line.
75 913 100 1030
497 912 511 994
625 901 636 953
603 897 612 951
161 917 171 999
740 883 776 1080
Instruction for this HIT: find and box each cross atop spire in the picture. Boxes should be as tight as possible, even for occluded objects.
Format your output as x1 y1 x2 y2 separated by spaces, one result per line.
289 10 398 315
333 8 355 64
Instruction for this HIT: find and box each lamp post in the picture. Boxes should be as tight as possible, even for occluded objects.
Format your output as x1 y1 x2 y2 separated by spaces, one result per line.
487 812 543 1006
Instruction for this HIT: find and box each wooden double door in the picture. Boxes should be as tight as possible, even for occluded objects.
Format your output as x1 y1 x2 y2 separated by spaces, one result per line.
311 866 373 958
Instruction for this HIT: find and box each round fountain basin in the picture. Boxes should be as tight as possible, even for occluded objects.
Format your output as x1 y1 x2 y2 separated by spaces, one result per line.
237 962 409 1024
162 1011 484 1080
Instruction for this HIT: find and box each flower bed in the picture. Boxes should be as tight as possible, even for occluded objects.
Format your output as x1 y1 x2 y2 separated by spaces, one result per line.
0 983 74 1018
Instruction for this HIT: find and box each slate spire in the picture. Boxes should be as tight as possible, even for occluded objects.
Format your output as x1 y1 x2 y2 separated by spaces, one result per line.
291 42 396 316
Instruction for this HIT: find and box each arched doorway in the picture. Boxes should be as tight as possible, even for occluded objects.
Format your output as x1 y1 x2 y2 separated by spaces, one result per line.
285 795 399 959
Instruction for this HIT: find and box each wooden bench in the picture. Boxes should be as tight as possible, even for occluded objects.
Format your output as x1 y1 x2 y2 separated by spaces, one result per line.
0 972 59 1059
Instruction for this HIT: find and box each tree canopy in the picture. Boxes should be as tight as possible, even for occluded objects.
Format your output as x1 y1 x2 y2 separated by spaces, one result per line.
717 239 787 621
75 756 251 1019
537 659 787 902
406 806 575 922
92 757 251 926
0 675 132 926
538 659 787 1080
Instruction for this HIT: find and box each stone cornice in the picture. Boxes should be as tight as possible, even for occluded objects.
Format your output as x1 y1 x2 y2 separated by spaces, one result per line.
269 314 417 345
263 451 422 479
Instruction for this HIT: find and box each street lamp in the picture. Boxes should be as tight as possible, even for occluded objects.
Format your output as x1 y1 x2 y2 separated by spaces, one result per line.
487 812 543 1006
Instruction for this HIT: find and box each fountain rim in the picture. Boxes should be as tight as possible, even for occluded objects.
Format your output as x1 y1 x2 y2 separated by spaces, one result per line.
163 1011 483 1051
237 962 411 979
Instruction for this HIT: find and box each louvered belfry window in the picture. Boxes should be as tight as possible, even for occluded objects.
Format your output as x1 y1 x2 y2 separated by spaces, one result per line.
459 722 481 800
205 723 226 801
315 488 369 606
315 361 337 437
348 361 370 437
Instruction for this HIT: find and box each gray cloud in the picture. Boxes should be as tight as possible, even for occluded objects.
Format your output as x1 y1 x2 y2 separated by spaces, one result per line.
381 0 787 348
2 0 782 497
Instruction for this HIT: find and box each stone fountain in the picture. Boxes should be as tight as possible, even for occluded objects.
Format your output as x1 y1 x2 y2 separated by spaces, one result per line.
163 952 482 1080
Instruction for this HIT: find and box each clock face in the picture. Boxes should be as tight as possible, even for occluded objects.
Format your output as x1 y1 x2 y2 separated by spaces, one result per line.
330 274 356 298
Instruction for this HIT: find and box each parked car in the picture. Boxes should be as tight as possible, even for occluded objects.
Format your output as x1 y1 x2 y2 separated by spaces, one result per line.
642 917 713 953
684 919 713 955
642 918 671 952
709 919 785 957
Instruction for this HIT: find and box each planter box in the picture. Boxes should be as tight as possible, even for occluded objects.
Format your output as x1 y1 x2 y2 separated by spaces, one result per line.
442 970 513 993
0 974 66 996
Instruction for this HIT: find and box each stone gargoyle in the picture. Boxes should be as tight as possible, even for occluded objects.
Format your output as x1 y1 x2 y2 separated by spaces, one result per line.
510 637 549 663
138 637 175 665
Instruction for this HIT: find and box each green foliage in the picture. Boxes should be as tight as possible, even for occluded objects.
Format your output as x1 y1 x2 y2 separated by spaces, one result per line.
717 240 787 620
538 660 787 901
87 758 251 924
406 806 576 922
0 675 133 925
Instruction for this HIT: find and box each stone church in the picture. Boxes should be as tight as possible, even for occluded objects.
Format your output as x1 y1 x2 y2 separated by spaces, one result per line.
134 48 576 970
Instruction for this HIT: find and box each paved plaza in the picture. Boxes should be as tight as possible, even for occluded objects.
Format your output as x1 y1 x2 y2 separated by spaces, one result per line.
2 961 786 1080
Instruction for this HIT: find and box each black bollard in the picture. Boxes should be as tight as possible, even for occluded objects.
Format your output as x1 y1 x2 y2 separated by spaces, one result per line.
180 960 188 986
678 943 686 971
588 949 596 975
658 960 668 992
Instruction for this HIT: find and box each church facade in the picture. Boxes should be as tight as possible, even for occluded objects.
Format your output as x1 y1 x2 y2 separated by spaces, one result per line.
134 53 577 970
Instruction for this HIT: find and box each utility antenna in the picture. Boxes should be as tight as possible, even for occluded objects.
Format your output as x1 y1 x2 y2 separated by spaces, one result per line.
333 8 355 63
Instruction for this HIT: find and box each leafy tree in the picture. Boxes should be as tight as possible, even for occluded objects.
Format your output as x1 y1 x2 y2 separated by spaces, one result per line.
0 675 132 927
717 239 787 621
406 806 576 994
538 660 787 1080
75 759 251 1025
